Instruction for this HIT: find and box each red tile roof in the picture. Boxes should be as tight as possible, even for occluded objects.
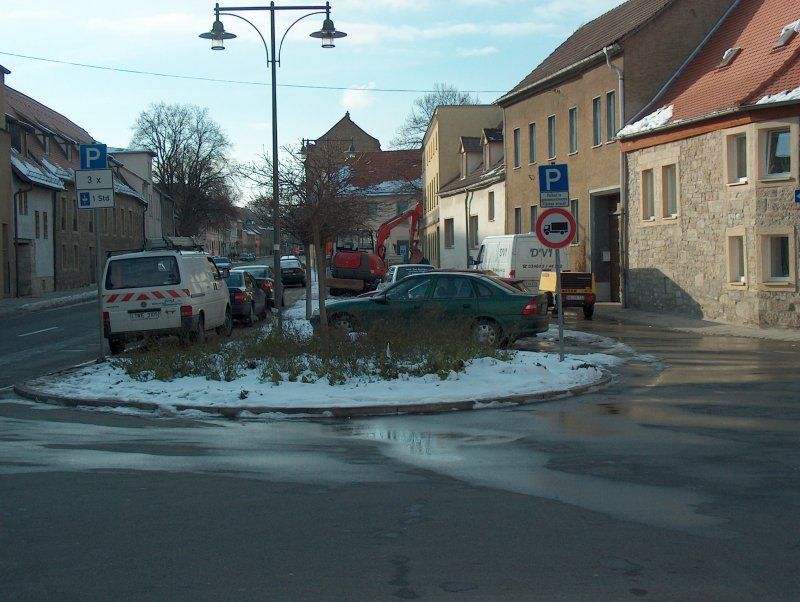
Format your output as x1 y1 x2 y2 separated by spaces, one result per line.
348 150 421 188
628 0 800 131
499 0 674 104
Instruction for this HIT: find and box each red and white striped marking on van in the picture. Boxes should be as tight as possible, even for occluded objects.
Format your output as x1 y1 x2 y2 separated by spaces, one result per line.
104 289 191 303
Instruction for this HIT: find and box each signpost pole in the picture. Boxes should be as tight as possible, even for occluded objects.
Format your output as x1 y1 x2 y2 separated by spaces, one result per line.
556 248 564 362
96 209 104 361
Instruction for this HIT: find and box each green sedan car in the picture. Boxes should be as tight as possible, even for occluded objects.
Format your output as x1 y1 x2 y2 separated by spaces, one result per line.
311 271 550 346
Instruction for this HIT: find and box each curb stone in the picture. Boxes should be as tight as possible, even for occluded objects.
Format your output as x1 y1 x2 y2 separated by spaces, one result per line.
13 366 612 419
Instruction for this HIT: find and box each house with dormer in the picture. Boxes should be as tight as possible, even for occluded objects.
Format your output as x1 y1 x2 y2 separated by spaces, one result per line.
438 126 506 269
4 82 148 295
421 104 504 267
497 0 736 302
618 0 800 328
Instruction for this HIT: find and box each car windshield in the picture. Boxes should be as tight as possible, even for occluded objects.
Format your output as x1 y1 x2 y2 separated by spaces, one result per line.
395 265 434 280
224 273 245 288
385 276 433 300
105 256 180 290
281 259 302 269
233 267 269 279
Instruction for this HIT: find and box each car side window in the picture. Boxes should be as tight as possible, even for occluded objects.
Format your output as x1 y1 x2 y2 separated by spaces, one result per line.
475 282 494 298
386 277 432 300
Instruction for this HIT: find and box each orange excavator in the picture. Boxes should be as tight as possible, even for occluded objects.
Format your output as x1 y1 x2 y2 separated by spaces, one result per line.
328 203 423 295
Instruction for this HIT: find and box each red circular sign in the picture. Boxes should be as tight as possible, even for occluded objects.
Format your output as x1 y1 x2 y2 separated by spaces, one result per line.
535 208 576 249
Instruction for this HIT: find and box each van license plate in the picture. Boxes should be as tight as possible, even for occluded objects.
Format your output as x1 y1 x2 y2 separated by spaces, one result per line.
130 310 160 320
566 295 584 301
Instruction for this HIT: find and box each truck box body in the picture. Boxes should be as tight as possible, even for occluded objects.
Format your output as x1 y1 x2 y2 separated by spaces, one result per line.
472 234 568 290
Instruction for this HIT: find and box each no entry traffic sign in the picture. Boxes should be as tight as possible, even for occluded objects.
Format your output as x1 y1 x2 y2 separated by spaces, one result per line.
535 207 576 248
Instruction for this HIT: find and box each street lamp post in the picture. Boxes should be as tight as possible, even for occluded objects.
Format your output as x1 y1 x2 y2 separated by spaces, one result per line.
200 1 346 335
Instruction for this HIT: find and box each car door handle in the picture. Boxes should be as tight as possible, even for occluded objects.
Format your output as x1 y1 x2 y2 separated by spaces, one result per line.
462 304 472 309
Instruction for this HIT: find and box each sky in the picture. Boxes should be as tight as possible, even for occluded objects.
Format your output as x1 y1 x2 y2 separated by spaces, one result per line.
23 286 643 417
4 0 625 201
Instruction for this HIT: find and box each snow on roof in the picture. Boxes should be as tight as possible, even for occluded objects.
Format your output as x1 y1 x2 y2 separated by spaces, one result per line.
10 154 65 190
113 179 145 202
617 105 674 137
40 157 72 181
756 84 800 105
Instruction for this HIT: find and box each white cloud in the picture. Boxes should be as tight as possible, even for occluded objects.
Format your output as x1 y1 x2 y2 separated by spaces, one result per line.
457 46 499 57
342 82 378 110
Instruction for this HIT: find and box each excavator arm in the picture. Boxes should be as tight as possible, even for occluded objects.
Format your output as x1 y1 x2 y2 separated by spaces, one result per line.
375 203 423 261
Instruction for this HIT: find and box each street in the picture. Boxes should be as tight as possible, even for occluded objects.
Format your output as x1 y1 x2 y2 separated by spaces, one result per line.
1 310 799 601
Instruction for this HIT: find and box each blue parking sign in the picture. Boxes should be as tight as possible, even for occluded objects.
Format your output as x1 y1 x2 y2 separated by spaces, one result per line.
80 144 107 169
538 164 569 207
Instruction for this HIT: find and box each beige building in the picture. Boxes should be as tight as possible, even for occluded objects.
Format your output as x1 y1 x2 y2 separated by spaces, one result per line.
438 128 506 269
421 105 503 267
620 0 800 328
497 0 735 301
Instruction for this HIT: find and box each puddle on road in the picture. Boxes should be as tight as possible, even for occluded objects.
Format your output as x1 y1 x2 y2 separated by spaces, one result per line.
347 419 732 538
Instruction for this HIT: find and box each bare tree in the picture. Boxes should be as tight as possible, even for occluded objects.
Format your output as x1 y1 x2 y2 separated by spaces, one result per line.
390 82 480 149
243 145 368 331
130 102 238 236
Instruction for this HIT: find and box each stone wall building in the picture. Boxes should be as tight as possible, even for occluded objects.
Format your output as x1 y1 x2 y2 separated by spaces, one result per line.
619 0 800 328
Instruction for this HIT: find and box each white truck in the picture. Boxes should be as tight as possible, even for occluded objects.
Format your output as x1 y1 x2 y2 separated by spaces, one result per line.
471 234 596 319
470 234 566 290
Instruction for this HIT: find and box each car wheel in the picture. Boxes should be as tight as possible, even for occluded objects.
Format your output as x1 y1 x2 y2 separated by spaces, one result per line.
583 304 594 320
330 312 357 333
108 337 125 355
216 306 233 337
473 318 503 347
190 315 206 344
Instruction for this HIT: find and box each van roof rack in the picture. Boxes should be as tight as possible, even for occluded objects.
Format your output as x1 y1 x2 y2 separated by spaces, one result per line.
145 236 205 252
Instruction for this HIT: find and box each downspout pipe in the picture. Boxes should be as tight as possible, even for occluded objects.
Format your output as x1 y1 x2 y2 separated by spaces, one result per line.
604 46 627 307
13 183 33 298
464 190 473 267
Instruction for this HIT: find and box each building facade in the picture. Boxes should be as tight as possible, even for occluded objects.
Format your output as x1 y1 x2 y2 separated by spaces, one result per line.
620 0 800 328
421 105 504 267
497 0 736 302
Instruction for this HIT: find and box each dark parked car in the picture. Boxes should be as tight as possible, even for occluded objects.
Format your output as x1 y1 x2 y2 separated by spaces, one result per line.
280 257 306 287
230 265 282 309
239 252 256 262
224 270 268 325
311 271 549 346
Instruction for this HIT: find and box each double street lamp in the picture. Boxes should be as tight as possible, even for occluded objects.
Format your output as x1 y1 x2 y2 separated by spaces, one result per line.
200 2 346 334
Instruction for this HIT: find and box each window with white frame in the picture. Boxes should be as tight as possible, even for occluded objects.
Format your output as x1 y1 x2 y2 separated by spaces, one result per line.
547 115 556 159
592 97 602 146
661 164 678 217
727 229 746 284
514 207 522 234
568 107 578 154
444 218 454 248
528 122 537 164
367 202 378 216
606 90 617 140
513 127 521 168
727 133 748 183
570 199 580 243
766 128 791 177
642 169 655 220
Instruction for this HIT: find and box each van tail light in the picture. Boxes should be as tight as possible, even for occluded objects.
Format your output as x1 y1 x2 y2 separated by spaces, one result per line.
509 269 516 278
233 291 246 304
522 300 540 315
103 311 110 334
180 305 193 317
262 281 273 294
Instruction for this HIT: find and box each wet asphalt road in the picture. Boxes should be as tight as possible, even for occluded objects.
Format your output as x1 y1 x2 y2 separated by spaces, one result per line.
1 310 799 601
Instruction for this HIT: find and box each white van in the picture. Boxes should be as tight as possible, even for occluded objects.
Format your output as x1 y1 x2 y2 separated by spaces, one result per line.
101 240 233 354
471 234 568 290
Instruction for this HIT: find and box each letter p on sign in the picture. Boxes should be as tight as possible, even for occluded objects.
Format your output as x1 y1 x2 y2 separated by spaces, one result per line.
80 144 108 169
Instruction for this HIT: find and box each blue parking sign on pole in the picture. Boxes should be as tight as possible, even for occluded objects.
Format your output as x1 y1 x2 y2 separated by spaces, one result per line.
538 164 569 207
80 144 107 169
